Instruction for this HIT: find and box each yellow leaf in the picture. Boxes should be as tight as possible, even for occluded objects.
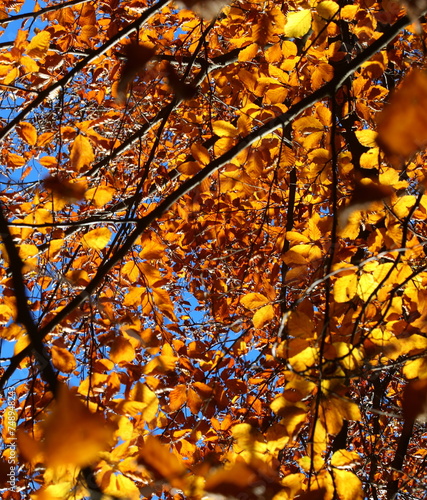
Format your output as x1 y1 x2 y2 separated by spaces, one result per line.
122 262 140 282
355 129 378 147
392 195 416 218
332 470 363 500
334 273 357 303
285 10 312 38
26 31 50 59
292 116 323 132
238 43 258 62
70 135 94 172
14 333 30 356
252 304 274 328
101 472 140 500
110 337 135 364
20 55 39 73
212 120 238 138
17 122 37 145
0 304 13 324
85 186 115 207
4 67 19 85
357 273 377 301
1 323 24 340
289 346 317 371
51 346 76 373
316 0 339 19
81 227 111 250
403 358 427 379
331 449 361 468
241 292 269 309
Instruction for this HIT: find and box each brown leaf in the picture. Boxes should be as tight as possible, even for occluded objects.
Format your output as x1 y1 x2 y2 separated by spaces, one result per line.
43 175 86 202
116 43 156 104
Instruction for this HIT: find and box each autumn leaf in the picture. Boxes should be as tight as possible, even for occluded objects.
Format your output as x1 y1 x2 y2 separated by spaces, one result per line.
116 43 156 104
285 10 312 38
51 346 76 373
18 385 115 468
178 0 230 19
26 31 50 59
17 122 37 145
81 227 112 250
44 175 86 202
138 435 187 489
70 135 94 172
377 70 427 167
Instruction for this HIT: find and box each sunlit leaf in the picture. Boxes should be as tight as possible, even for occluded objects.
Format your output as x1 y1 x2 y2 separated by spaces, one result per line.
252 304 274 328
17 122 37 145
377 70 427 167
241 292 269 309
285 10 312 38
51 346 76 373
70 135 94 172
26 31 50 59
81 227 112 250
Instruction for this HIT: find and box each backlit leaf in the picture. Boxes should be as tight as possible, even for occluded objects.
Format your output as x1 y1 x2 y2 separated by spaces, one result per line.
26 31 50 59
81 227 111 250
252 304 275 328
334 273 357 303
51 346 76 373
377 70 427 167
332 470 363 500
17 122 37 145
285 10 312 38
212 120 238 137
241 292 269 309
70 135 94 172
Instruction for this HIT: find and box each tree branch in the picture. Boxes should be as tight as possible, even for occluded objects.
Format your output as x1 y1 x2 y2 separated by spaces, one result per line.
0 0 171 143
0 12 415 390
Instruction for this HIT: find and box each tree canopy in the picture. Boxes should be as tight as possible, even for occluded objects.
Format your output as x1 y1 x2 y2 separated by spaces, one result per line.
1 0 427 498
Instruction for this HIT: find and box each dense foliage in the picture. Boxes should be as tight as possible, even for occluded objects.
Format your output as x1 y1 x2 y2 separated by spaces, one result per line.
1 0 427 498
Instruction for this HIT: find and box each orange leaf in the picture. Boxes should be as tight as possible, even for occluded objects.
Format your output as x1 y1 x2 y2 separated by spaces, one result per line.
377 70 427 167
70 135 94 172
51 346 76 373
17 122 37 145
110 336 135 364
169 384 187 411
138 435 187 488
81 227 111 250
241 292 269 309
